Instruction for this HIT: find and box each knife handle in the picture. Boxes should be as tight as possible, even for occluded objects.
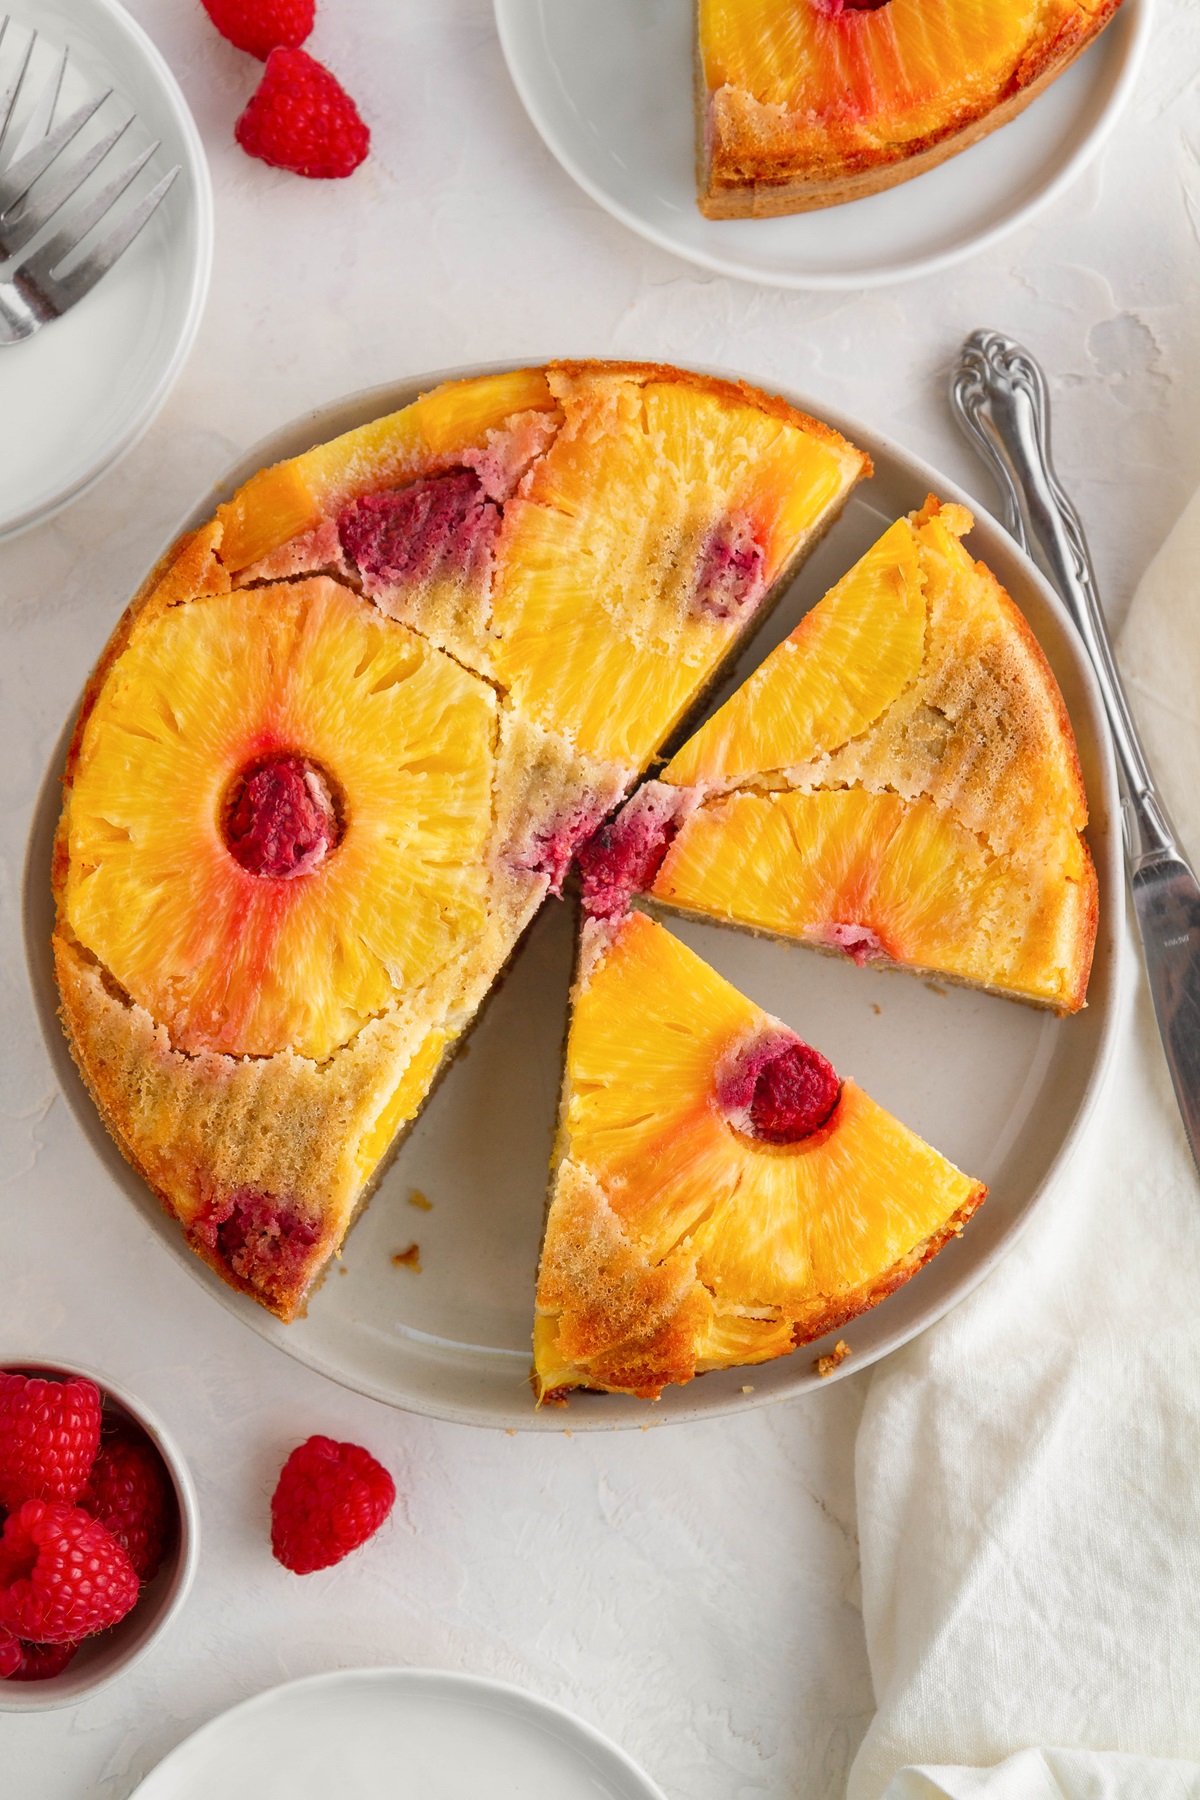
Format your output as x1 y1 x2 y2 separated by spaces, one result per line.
949 329 1180 876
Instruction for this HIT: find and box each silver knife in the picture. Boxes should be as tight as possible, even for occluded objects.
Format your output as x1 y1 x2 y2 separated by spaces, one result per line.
950 328 1200 1175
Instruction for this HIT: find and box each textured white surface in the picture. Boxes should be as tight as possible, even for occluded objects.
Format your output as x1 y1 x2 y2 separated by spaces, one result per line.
0 2 1197 1795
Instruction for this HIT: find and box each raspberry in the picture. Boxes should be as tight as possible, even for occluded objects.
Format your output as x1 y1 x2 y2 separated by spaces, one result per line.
0 1373 102 1510
693 514 765 622
199 0 314 60
191 1188 321 1304
225 756 339 878
720 1035 841 1144
235 49 369 180
747 1042 840 1143
270 1436 395 1574
0 1500 139 1644
79 1432 171 1583
578 787 684 920
338 472 499 592
1 1634 81 1682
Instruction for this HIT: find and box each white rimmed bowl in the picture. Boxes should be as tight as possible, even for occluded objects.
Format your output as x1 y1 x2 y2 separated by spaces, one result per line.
0 1356 199 1710
0 0 213 540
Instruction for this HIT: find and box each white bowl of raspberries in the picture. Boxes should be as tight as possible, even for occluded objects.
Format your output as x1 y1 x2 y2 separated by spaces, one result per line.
0 1360 198 1708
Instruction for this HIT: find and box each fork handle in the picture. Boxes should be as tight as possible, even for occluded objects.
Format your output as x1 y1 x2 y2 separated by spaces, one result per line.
949 328 1177 872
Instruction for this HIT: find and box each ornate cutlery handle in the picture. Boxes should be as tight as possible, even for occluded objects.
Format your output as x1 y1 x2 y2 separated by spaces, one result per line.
950 328 1178 872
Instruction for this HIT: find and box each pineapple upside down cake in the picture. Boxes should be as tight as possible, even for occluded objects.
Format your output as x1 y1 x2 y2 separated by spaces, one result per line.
52 361 868 1326
696 0 1125 218
581 499 1097 1015
534 912 986 1401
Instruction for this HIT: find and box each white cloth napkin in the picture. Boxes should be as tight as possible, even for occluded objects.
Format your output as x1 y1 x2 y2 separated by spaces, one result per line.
846 490 1200 1800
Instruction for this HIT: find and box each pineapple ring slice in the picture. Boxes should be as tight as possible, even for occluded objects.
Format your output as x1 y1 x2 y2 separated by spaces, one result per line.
535 912 984 1400
663 514 925 788
65 578 496 1061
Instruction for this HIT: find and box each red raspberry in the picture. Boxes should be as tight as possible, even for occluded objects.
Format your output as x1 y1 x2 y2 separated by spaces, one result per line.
0 1500 139 1644
1 1634 81 1681
199 0 314 60
235 49 369 180
270 1435 395 1574
0 1373 102 1510
747 1041 840 1143
79 1432 171 1582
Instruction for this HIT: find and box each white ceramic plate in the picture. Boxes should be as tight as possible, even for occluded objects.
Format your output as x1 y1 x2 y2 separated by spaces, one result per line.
0 1 212 539
493 0 1150 290
128 1668 668 1800
25 365 1123 1431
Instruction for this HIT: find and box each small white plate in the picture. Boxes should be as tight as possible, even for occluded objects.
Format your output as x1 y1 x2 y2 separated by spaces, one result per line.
0 1 212 539
26 365 1123 1431
494 0 1150 290
128 1668 668 1800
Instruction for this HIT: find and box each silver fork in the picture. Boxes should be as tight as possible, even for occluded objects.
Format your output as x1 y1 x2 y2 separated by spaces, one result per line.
0 17 180 345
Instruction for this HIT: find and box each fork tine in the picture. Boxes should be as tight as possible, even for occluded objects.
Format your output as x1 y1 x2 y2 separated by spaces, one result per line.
0 112 133 254
21 138 155 274
0 20 35 159
40 162 179 312
0 85 111 214
14 42 65 154
22 154 178 312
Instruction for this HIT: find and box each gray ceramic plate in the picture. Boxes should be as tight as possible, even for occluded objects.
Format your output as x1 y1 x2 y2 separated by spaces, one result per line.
25 365 1122 1429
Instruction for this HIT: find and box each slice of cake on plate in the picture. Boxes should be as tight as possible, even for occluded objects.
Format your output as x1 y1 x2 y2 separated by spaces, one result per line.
534 911 985 1401
580 498 1097 1012
696 0 1125 218
53 361 867 1321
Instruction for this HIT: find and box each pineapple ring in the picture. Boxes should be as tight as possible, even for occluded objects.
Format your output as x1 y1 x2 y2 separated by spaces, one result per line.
65 578 497 1061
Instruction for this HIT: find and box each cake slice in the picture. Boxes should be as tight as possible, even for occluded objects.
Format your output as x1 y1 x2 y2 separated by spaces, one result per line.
53 361 867 1321
580 500 1097 1012
534 911 985 1401
697 0 1124 218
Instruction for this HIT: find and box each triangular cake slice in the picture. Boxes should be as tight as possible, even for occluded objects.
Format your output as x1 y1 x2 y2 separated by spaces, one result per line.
52 362 867 1320
534 911 985 1401
697 0 1123 219
580 499 1097 1012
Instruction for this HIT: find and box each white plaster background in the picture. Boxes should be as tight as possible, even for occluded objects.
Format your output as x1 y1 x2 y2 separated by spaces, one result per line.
1 2 1198 1795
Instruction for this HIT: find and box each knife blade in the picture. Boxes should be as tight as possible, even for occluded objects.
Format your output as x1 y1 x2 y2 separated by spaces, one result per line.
950 328 1200 1175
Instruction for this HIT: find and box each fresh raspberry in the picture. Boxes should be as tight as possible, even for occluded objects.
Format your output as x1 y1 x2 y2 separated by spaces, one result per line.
235 49 369 180
0 1374 102 1510
0 1500 139 1644
79 1432 172 1583
199 0 314 60
747 1041 841 1143
270 1436 395 1574
225 755 339 878
1 1635 81 1682
720 1035 841 1144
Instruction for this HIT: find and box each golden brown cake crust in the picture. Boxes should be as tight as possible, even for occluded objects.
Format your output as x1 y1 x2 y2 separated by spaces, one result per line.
698 1 1123 218
537 1157 985 1402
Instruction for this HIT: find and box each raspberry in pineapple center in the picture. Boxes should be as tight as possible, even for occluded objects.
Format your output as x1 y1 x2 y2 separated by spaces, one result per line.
224 755 340 879
721 1034 841 1144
